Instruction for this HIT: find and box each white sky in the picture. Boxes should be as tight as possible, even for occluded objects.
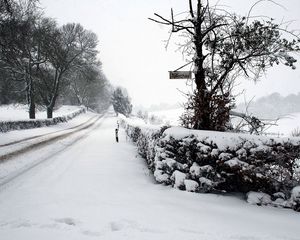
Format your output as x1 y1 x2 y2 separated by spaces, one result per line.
40 0 300 107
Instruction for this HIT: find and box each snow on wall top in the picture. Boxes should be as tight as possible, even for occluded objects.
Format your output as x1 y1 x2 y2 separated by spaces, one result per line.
163 126 300 151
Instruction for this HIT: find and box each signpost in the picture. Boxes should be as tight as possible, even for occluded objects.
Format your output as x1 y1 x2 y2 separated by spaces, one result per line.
169 71 192 79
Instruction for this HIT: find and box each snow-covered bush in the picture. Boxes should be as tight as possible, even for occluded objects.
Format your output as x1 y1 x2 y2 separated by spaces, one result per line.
127 126 141 143
171 170 187 190
247 192 272 206
291 186 300 211
184 179 199 192
0 107 86 133
123 120 300 211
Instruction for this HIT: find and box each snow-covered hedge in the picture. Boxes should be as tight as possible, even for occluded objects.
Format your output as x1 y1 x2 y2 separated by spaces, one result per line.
0 107 86 133
122 118 300 211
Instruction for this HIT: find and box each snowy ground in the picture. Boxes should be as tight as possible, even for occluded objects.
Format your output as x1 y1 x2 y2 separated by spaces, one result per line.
0 112 101 185
0 110 299 240
0 104 83 121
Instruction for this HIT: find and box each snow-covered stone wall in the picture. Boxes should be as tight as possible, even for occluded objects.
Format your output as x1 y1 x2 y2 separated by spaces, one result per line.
0 107 86 133
122 119 300 212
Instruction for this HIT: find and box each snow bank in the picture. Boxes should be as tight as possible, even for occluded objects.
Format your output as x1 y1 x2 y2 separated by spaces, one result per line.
122 117 300 211
163 126 300 150
0 106 86 133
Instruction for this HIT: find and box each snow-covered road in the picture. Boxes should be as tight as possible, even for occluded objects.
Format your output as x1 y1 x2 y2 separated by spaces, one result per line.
0 114 299 240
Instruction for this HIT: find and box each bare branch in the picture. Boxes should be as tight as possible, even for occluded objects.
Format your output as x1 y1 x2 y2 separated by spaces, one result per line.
246 0 286 25
189 0 195 19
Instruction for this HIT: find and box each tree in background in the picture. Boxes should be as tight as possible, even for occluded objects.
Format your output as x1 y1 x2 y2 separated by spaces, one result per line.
150 0 300 131
61 62 112 112
112 87 132 117
137 110 148 123
0 0 111 119
0 0 41 118
0 62 19 104
0 0 12 15
36 23 99 118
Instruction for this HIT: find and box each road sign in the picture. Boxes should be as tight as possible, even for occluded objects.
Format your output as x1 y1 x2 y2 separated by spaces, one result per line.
169 71 192 79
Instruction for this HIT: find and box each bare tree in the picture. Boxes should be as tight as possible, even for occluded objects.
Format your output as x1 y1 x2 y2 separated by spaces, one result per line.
0 0 38 19
64 62 110 110
0 0 13 16
37 23 98 118
0 0 42 118
0 1 109 119
150 0 300 131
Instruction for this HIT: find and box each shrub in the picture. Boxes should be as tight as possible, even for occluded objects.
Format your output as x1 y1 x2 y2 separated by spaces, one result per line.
291 127 300 137
123 119 300 211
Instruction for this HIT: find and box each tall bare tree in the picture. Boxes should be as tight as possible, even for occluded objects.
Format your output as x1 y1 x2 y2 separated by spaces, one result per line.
150 0 300 131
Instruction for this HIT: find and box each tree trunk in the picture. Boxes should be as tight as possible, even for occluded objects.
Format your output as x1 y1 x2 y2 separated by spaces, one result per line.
29 98 35 119
192 0 211 130
46 71 61 119
47 106 53 119
28 75 36 119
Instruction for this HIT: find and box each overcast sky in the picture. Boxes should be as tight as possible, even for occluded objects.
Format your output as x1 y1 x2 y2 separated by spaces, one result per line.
40 0 300 107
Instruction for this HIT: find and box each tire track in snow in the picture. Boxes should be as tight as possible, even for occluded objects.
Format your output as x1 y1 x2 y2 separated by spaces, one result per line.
0 115 99 148
0 114 102 162
0 114 105 188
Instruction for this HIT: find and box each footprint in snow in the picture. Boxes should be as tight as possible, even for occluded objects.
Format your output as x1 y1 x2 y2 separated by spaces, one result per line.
109 220 165 234
110 219 138 231
81 230 103 237
6 220 36 229
54 217 78 226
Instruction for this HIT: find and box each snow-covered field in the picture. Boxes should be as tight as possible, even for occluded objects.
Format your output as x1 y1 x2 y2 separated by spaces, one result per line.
149 108 184 126
0 104 83 121
0 107 299 239
150 107 300 136
267 112 300 136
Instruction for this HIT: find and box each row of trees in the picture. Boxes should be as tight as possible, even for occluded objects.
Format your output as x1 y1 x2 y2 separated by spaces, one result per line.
150 0 300 131
0 0 111 118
